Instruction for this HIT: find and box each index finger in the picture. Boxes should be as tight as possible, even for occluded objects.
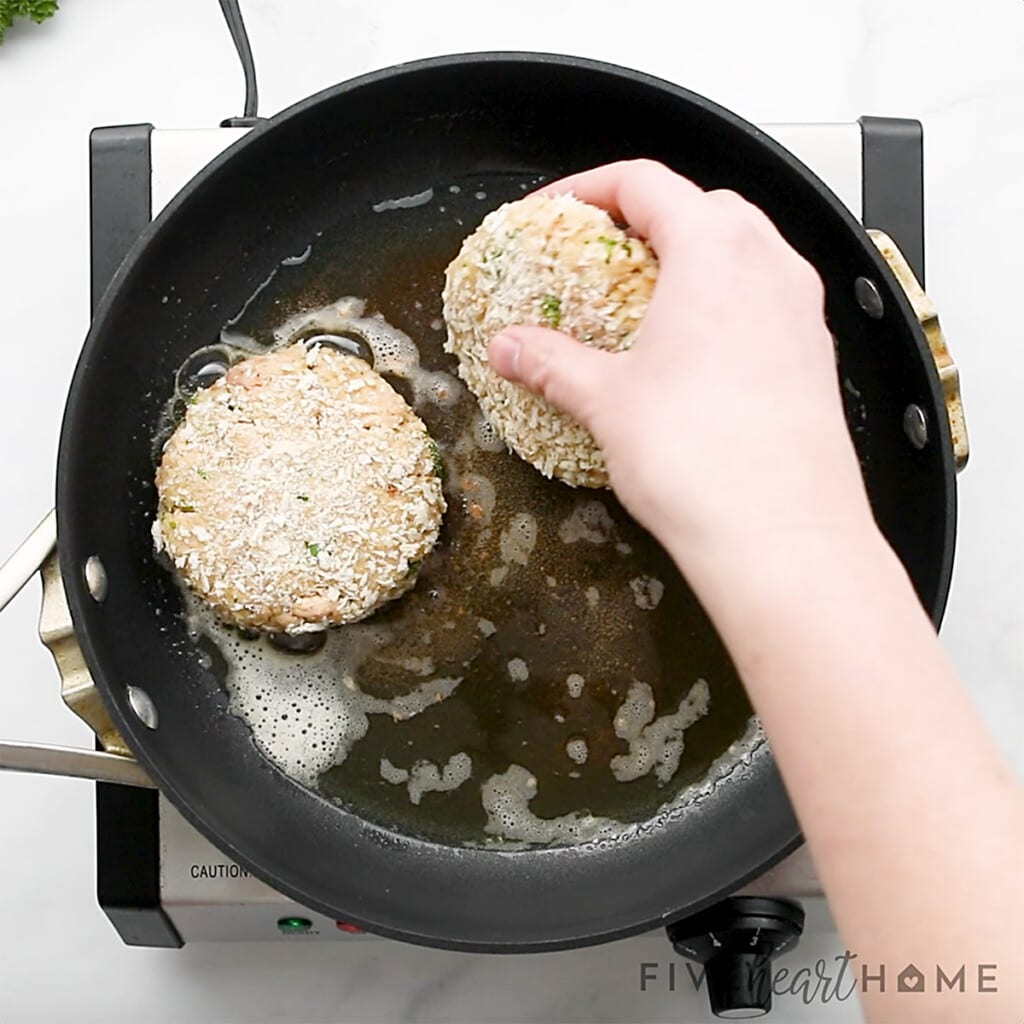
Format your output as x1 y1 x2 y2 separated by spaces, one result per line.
536 159 706 256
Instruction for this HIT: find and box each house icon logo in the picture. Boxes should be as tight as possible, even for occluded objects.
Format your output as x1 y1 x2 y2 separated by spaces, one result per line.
898 964 925 993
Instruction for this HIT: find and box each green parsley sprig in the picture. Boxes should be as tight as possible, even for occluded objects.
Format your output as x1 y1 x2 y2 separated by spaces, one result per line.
0 1 59 44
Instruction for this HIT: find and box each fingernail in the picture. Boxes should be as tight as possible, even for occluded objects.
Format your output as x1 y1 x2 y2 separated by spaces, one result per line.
488 331 522 379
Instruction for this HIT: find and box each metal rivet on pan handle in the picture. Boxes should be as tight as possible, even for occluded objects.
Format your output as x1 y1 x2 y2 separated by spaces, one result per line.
127 686 159 730
855 276 885 319
866 229 969 472
0 511 152 787
903 404 928 449
84 555 108 602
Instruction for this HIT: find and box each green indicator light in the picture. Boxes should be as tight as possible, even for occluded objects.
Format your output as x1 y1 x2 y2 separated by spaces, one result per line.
276 916 313 934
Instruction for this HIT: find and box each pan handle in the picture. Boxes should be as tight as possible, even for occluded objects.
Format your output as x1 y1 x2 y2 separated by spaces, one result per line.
0 510 153 787
867 229 970 471
0 742 154 787
0 508 56 613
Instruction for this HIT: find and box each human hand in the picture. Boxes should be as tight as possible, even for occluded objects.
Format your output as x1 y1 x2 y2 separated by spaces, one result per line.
486 160 878 584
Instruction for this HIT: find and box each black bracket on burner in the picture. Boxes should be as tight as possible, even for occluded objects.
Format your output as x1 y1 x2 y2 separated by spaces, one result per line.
860 115 925 285
90 124 182 950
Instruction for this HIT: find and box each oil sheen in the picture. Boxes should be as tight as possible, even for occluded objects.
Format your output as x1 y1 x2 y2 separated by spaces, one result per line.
162 172 757 847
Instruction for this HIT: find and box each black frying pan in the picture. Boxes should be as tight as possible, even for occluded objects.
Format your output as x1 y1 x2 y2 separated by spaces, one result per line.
53 53 957 951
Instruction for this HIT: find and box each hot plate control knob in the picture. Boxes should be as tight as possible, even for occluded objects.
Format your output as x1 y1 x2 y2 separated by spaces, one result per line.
666 896 805 1019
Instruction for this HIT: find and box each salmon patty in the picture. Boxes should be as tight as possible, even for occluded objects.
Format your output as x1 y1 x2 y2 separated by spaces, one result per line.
153 341 445 633
442 193 659 487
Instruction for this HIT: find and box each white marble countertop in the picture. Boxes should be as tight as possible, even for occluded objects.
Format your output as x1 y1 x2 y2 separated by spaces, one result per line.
2 1 1023 1021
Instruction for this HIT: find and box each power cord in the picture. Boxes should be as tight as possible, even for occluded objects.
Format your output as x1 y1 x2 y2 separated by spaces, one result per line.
218 0 263 127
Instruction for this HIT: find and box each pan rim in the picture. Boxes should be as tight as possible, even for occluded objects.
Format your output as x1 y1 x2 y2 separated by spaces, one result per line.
56 50 952 951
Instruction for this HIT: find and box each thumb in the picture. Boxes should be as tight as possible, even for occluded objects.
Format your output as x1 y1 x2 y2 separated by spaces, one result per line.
487 326 613 428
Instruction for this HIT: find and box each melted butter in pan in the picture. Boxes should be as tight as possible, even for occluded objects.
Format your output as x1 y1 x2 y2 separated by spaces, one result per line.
170 173 755 847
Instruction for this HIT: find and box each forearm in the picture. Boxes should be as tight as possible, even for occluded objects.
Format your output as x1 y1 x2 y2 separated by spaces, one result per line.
673 525 1024 1021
